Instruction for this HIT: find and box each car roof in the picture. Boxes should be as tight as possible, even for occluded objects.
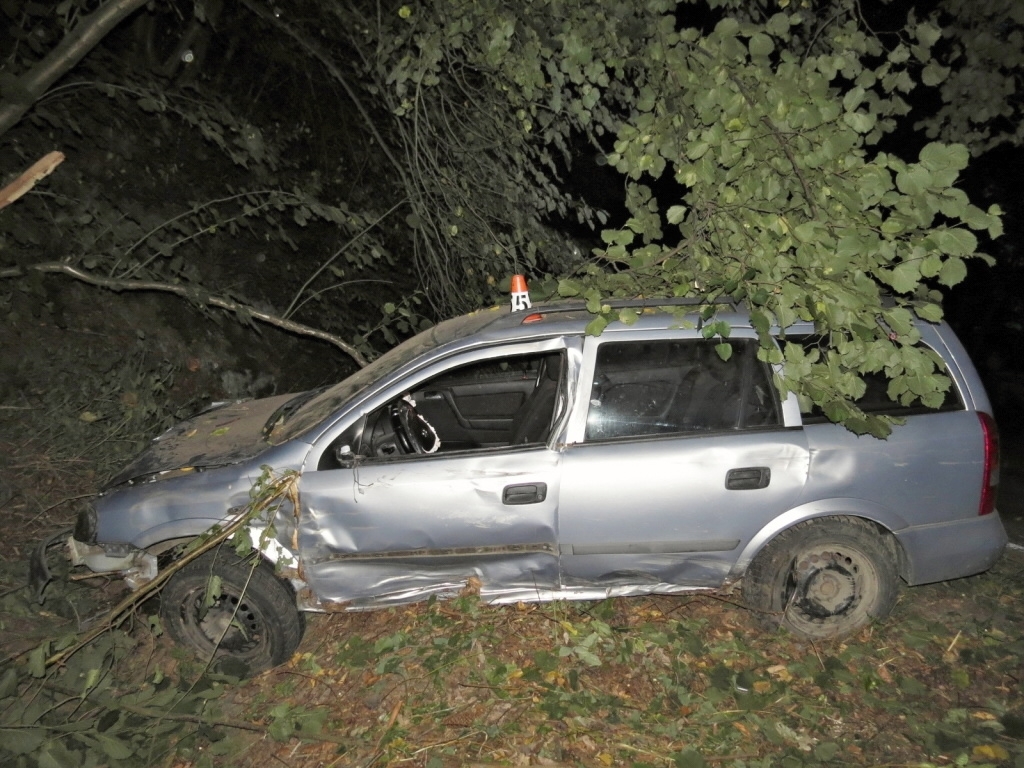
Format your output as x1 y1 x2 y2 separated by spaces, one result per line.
437 297 758 349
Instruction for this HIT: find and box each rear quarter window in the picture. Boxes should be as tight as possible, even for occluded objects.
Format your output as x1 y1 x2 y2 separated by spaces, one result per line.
786 335 965 424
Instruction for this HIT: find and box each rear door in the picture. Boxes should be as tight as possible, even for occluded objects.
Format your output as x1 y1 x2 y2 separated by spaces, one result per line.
558 331 810 590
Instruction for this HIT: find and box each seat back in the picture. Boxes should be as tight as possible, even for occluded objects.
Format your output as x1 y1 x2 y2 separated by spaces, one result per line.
510 354 563 445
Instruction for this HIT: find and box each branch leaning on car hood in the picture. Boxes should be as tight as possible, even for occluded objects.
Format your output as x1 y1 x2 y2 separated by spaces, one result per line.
37 469 301 672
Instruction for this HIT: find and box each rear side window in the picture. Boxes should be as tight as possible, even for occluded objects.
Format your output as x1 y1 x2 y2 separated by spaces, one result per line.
787 335 965 423
584 339 781 441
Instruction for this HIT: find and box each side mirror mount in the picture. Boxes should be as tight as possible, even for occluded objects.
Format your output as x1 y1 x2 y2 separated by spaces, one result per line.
334 444 357 468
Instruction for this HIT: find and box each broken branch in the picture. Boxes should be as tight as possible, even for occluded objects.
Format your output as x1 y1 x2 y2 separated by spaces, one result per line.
0 151 65 210
0 261 369 368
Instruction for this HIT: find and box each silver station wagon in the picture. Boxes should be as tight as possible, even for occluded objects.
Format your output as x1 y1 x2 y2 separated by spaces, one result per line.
32 298 1007 672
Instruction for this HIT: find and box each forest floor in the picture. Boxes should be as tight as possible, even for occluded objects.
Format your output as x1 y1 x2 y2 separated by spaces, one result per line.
2 286 1024 768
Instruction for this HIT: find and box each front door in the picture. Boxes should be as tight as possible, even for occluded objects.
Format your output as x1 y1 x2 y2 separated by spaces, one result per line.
294 345 573 607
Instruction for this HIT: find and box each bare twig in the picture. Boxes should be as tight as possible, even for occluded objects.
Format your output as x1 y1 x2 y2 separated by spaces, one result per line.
284 200 407 319
237 0 407 181
0 0 150 137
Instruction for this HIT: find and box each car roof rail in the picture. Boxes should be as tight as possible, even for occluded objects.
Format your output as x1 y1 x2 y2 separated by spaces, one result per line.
519 295 741 317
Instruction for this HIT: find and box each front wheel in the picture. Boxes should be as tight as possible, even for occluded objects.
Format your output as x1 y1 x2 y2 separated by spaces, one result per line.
160 549 304 675
742 516 900 639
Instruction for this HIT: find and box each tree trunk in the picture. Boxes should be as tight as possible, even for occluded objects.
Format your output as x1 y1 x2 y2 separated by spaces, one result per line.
0 0 150 138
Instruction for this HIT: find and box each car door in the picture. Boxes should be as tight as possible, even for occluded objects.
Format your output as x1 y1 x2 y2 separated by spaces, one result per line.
294 342 577 608
558 331 810 591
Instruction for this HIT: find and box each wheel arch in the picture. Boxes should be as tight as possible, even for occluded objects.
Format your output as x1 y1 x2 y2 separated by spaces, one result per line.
732 500 911 582
132 519 228 550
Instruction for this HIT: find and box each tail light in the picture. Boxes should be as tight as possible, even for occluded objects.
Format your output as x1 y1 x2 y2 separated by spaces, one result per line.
978 412 1000 516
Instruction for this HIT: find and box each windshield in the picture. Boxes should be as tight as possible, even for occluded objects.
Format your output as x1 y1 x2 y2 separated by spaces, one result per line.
268 309 505 443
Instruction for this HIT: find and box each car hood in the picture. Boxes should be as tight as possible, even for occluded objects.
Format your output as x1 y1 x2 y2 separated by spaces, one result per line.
106 393 301 487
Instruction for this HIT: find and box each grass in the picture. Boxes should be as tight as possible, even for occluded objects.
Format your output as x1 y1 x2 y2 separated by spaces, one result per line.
3 545 1023 767
195 549 1024 768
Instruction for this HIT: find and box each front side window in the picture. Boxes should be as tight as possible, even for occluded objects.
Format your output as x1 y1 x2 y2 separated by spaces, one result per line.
319 350 566 468
584 339 780 441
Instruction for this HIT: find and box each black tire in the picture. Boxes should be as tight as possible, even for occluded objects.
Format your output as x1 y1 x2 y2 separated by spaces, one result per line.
742 516 900 639
160 549 304 675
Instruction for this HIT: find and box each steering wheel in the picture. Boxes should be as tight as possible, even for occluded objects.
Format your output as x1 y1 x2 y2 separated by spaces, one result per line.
388 399 439 454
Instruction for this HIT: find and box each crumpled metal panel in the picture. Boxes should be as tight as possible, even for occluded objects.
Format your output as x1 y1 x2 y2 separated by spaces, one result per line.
107 393 300 487
298 551 560 609
295 447 562 606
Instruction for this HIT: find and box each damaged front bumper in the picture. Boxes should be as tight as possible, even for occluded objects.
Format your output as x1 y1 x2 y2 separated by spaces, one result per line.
29 531 158 603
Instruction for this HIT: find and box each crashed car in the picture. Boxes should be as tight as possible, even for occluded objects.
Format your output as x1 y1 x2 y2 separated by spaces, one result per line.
32 297 1007 672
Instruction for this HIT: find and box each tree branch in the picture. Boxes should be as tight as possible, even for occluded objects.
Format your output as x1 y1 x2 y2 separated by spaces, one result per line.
41 471 301 670
1 262 369 368
0 152 65 210
0 0 150 137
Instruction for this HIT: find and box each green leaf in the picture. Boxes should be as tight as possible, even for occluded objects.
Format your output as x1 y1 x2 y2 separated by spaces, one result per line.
814 742 840 761
82 667 102 696
94 732 135 760
843 111 876 133
666 205 687 224
920 253 943 277
557 279 581 297
673 748 708 768
887 261 920 294
585 315 609 336
933 229 977 257
5 728 46 755
37 741 79 768
921 61 950 86
920 142 969 171
884 307 915 336
895 166 931 195
914 303 943 322
203 574 223 609
938 256 967 287
714 17 740 37
29 642 48 678
0 667 18 699
269 717 295 741
987 204 1004 238
749 32 774 57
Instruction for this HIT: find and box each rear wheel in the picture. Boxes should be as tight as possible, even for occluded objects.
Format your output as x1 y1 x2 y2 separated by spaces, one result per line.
742 516 900 639
160 549 304 675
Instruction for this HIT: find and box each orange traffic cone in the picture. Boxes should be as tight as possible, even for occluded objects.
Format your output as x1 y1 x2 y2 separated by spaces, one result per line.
510 274 531 312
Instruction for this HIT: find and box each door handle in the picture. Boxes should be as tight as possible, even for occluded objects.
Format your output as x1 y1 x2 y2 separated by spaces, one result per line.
725 467 771 490
503 483 547 505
